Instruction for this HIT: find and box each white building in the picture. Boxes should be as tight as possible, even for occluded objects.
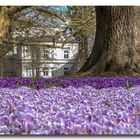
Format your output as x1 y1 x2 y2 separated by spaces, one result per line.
2 26 79 77
21 38 78 77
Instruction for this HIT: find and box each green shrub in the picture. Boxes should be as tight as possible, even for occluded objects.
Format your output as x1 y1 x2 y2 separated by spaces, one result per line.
125 80 133 89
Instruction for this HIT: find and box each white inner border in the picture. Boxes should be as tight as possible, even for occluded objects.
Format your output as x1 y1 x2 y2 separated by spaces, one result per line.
0 1 139 140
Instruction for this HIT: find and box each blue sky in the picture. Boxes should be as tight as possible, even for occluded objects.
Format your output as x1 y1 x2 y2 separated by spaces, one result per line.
48 6 68 13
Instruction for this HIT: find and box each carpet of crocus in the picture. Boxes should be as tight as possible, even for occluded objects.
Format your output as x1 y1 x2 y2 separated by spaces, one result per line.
1 77 140 135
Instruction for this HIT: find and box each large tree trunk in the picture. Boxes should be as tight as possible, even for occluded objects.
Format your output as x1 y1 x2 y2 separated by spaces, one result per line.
0 7 11 44
0 6 28 77
0 6 27 43
80 6 140 76
135 7 140 56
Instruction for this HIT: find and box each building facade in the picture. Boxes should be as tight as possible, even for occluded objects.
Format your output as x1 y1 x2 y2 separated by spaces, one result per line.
21 42 78 77
3 39 78 77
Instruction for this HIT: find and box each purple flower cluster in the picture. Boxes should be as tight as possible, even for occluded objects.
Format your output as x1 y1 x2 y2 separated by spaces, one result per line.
0 77 140 89
0 80 140 135
0 78 33 88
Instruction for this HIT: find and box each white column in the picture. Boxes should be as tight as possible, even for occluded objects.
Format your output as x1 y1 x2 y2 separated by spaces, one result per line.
40 68 43 77
48 69 52 77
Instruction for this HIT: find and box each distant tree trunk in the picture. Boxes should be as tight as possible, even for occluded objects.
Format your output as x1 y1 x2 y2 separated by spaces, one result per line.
30 46 41 78
30 47 35 77
0 58 3 77
80 6 140 76
35 47 41 78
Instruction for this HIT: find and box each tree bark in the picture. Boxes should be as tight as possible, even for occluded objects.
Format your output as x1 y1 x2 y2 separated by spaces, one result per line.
135 7 140 56
0 6 28 44
80 6 140 76
0 6 29 77
0 57 3 77
0 7 11 44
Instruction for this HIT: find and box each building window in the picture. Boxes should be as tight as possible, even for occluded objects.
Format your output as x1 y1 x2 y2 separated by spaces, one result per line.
43 67 48 76
64 50 69 59
26 68 32 77
52 71 55 77
64 67 69 75
43 49 49 59
22 47 31 59
36 68 40 77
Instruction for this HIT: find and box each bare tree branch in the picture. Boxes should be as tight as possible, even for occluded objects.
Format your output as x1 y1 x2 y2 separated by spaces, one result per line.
4 39 67 48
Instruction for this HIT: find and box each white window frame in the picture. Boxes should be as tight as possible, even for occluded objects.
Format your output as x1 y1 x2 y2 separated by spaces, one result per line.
64 67 69 75
26 67 32 77
64 50 69 59
36 68 40 76
22 46 31 59
43 49 49 59
43 67 49 76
